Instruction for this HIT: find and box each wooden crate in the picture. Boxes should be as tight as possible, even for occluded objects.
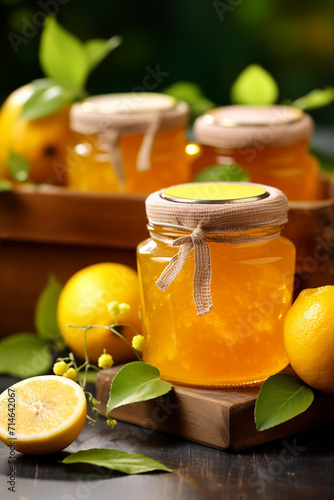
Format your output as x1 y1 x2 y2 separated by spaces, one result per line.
0 185 148 336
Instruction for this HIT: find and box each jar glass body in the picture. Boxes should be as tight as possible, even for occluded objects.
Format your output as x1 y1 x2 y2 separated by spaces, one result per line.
137 228 296 387
191 140 319 201
66 127 190 194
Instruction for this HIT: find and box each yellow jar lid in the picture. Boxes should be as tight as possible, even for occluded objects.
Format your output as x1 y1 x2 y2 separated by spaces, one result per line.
161 182 268 204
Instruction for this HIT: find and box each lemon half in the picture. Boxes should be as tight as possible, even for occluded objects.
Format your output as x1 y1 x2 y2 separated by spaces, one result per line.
0 375 87 455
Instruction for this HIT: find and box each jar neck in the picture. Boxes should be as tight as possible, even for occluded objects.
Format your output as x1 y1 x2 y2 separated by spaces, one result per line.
148 223 284 242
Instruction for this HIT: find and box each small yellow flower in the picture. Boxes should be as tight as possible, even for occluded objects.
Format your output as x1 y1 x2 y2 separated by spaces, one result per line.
63 367 77 382
118 303 131 316
106 418 117 428
53 361 68 376
132 335 145 352
98 352 114 370
107 301 120 317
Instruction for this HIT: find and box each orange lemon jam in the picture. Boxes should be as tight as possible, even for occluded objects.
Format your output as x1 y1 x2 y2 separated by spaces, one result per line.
67 127 189 194
67 93 190 194
137 182 296 387
192 140 319 201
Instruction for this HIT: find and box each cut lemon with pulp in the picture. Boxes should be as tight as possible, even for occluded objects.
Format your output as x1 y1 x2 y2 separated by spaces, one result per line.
0 375 87 455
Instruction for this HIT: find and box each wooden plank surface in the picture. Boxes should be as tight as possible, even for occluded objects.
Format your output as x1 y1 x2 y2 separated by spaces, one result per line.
96 366 334 451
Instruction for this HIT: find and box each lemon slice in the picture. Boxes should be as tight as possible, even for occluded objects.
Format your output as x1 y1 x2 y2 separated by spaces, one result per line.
0 375 87 455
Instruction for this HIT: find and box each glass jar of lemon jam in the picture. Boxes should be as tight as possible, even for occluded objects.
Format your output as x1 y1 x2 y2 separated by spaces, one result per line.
137 182 296 387
192 106 320 201
67 93 190 194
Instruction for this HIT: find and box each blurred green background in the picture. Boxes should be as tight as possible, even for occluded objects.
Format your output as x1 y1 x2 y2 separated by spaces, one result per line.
1 0 334 123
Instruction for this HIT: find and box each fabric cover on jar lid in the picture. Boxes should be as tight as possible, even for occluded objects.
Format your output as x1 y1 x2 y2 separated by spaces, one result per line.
193 105 314 149
70 93 189 186
146 182 289 316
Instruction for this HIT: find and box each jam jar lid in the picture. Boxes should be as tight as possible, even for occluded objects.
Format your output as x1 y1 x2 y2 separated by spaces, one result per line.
70 93 189 135
193 105 314 149
146 181 288 234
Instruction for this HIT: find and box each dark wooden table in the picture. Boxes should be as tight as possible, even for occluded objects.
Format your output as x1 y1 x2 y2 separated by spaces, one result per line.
1 376 334 500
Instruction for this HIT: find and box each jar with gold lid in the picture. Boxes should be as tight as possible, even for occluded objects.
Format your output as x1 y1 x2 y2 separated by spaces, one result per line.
192 105 320 201
66 93 190 193
137 182 296 387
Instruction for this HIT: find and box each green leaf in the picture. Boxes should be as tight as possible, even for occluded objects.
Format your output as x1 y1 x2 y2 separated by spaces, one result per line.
255 374 314 431
8 151 30 182
85 36 122 73
311 147 334 178
231 64 279 105
20 84 68 120
107 362 172 414
0 333 52 378
192 164 249 183
0 180 13 192
61 449 172 474
163 81 205 105
292 87 334 111
35 274 62 342
163 81 215 120
40 17 88 91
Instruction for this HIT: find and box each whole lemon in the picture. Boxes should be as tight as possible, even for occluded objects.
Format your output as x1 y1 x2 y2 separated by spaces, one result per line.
284 286 334 394
0 84 71 184
57 263 141 364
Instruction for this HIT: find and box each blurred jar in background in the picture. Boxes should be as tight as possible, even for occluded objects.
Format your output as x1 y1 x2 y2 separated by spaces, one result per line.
192 105 320 201
66 93 190 194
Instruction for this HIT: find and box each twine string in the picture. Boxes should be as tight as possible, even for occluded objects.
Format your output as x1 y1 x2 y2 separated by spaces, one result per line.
99 128 125 189
137 111 162 172
155 226 213 316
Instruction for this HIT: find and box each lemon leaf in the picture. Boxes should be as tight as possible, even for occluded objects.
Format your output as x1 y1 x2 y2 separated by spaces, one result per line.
163 81 215 120
61 449 172 474
8 151 30 182
192 164 249 183
35 274 63 342
311 147 334 180
292 87 334 111
231 64 279 105
85 36 122 73
40 17 88 91
0 180 13 192
0 333 52 378
255 374 314 431
107 362 172 414
20 84 68 120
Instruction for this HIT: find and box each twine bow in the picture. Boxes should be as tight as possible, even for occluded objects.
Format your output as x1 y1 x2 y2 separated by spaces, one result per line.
155 226 213 316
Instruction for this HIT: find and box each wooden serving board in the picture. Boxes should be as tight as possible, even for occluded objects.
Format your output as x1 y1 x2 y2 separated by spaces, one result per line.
96 366 334 451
